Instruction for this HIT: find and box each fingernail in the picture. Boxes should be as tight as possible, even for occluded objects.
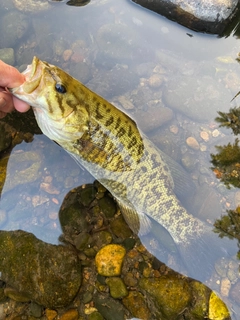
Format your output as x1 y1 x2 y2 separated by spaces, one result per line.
0 98 6 108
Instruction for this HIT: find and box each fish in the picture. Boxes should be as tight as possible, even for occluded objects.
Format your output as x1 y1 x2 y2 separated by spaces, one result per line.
9 56 234 281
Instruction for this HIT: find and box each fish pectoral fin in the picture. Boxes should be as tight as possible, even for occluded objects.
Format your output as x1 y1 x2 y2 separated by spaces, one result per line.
116 201 152 236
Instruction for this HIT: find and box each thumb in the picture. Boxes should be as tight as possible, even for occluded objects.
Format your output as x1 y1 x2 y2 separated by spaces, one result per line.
0 60 25 88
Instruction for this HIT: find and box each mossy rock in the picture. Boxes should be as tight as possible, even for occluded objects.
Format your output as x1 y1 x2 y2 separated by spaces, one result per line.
0 230 81 308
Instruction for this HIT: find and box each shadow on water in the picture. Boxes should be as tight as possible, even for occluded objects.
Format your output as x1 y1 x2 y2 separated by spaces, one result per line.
1 0 240 318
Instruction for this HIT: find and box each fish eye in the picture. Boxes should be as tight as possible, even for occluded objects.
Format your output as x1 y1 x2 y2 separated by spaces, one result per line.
55 83 67 94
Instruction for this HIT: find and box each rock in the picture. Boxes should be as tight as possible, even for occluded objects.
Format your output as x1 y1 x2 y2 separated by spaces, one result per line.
139 275 191 318
98 195 117 218
134 105 173 133
162 75 231 121
45 309 58 320
93 293 126 320
186 136 200 150
95 23 149 65
59 309 79 320
208 291 230 319
0 48 15 65
95 244 126 276
148 74 164 88
13 0 51 13
122 291 151 319
0 122 13 152
130 0 239 35
230 280 240 304
0 230 81 308
110 216 133 239
105 277 128 299
0 11 29 49
3 151 42 193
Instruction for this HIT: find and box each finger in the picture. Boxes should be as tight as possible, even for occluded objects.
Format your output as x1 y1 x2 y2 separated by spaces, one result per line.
0 92 14 113
13 96 30 113
0 60 25 88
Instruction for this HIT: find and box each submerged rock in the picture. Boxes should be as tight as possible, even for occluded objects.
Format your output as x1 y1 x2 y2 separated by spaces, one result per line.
0 230 81 308
131 0 239 35
13 0 51 13
139 275 191 318
0 11 29 49
163 75 231 122
95 244 126 276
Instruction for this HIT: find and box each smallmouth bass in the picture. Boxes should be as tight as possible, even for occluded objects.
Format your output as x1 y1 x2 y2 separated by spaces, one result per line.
10 56 234 281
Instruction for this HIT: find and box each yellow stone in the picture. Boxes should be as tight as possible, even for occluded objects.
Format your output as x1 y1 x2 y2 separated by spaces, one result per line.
45 309 58 320
95 244 126 276
208 292 230 320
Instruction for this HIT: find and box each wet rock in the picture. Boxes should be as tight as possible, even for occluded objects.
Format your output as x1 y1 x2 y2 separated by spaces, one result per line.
96 23 148 65
45 309 58 320
0 48 15 65
93 293 126 320
3 151 42 193
122 291 151 319
139 275 191 318
110 215 133 239
0 230 81 308
0 122 13 152
181 152 198 172
189 281 210 319
186 136 200 150
230 280 240 304
95 244 126 276
105 277 128 299
163 76 231 121
4 287 31 303
29 302 43 318
92 231 113 250
148 74 164 88
208 291 230 319
98 195 117 218
0 11 29 49
131 0 239 35
59 309 79 320
13 0 51 13
134 105 173 133
88 311 104 320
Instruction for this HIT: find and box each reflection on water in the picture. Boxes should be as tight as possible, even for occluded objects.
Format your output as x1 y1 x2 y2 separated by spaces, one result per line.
1 0 240 318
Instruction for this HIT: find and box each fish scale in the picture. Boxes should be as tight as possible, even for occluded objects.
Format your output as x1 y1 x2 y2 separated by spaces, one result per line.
10 56 235 281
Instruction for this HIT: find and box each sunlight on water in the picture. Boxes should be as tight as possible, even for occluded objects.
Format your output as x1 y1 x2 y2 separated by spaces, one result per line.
1 0 240 318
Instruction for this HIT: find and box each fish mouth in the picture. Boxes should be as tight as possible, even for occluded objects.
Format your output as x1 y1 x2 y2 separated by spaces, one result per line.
9 56 43 95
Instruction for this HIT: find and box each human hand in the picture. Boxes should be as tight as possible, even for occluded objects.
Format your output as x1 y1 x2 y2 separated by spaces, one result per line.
0 60 30 118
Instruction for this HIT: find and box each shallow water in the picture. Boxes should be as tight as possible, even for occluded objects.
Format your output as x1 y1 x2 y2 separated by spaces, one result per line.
1 0 240 318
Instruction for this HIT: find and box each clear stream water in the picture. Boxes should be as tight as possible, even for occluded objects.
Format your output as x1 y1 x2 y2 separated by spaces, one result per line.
1 0 240 318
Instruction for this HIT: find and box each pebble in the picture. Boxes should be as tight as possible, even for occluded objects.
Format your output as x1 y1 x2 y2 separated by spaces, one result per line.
40 182 60 195
117 95 135 110
186 136 200 150
220 278 231 297
45 309 58 320
148 74 163 88
212 129 220 137
200 131 209 142
95 244 126 276
169 125 179 134
59 309 79 320
63 49 73 61
105 277 128 299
